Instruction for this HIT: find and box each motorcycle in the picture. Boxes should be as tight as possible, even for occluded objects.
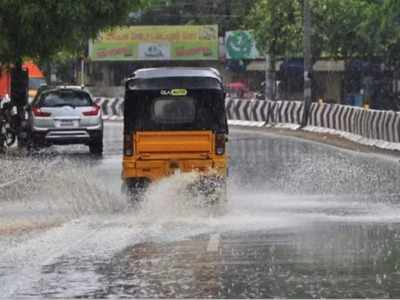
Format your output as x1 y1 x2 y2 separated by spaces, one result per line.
0 95 18 150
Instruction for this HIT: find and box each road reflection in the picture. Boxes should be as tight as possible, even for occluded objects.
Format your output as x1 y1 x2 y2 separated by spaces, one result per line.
2 125 400 298
79 223 400 298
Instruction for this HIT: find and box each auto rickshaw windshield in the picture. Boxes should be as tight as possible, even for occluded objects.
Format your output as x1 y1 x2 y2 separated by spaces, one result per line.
124 89 227 133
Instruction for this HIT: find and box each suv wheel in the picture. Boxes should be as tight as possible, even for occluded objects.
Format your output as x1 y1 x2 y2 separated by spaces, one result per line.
89 139 103 155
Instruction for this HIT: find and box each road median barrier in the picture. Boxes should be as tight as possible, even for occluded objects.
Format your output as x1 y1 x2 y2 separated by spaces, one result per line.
95 96 400 152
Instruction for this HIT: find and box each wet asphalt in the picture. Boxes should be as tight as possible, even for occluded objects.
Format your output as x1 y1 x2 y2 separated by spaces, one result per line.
1 122 400 298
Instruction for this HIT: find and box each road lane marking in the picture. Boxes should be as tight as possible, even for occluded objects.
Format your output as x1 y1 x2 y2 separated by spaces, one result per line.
207 233 220 252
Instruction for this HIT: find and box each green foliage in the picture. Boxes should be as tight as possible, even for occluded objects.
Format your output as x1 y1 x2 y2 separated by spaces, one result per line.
315 0 372 59
363 0 400 67
247 0 400 66
0 0 147 64
128 0 254 33
246 0 302 59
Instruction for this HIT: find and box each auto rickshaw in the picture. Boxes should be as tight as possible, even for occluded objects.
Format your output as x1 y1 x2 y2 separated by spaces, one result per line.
122 67 228 201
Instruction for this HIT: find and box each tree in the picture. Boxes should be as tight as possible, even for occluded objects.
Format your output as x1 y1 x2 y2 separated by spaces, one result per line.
247 0 302 57
246 0 303 99
363 0 400 65
128 0 254 33
247 0 377 64
0 1 148 64
314 0 372 60
0 0 147 134
362 0 400 108
248 0 400 65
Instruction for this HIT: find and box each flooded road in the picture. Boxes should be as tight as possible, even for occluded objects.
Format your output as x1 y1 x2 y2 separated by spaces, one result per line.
1 123 400 298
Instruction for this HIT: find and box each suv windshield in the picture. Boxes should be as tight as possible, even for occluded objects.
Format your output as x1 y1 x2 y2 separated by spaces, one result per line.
37 90 92 107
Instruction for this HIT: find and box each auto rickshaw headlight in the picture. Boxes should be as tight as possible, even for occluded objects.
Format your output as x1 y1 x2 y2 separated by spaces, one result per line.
215 133 226 155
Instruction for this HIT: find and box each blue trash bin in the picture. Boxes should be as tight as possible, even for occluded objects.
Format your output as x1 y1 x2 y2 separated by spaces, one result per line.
354 94 363 107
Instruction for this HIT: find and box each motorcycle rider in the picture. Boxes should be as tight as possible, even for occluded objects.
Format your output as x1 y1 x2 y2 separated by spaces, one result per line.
0 95 6 152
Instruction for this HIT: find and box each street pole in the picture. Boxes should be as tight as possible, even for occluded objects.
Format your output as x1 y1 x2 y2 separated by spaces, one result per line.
265 53 273 100
301 0 312 127
81 58 85 87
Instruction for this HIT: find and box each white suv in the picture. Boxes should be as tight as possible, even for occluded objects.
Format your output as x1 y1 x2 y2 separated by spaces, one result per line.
28 87 103 154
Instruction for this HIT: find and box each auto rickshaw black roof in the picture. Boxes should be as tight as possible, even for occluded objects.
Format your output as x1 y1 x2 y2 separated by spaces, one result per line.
125 67 223 91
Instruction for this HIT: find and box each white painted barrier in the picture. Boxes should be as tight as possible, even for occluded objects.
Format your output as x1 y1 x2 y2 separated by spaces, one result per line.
95 97 400 150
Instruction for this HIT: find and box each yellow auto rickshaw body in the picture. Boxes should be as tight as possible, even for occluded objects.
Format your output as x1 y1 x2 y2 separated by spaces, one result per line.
123 130 227 181
122 67 228 185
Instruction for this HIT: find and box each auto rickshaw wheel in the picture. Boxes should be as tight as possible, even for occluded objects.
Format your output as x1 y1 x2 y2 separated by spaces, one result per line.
122 178 150 202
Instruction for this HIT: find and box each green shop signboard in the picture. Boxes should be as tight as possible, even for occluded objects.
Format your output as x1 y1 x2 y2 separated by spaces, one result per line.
225 31 262 60
89 25 219 61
